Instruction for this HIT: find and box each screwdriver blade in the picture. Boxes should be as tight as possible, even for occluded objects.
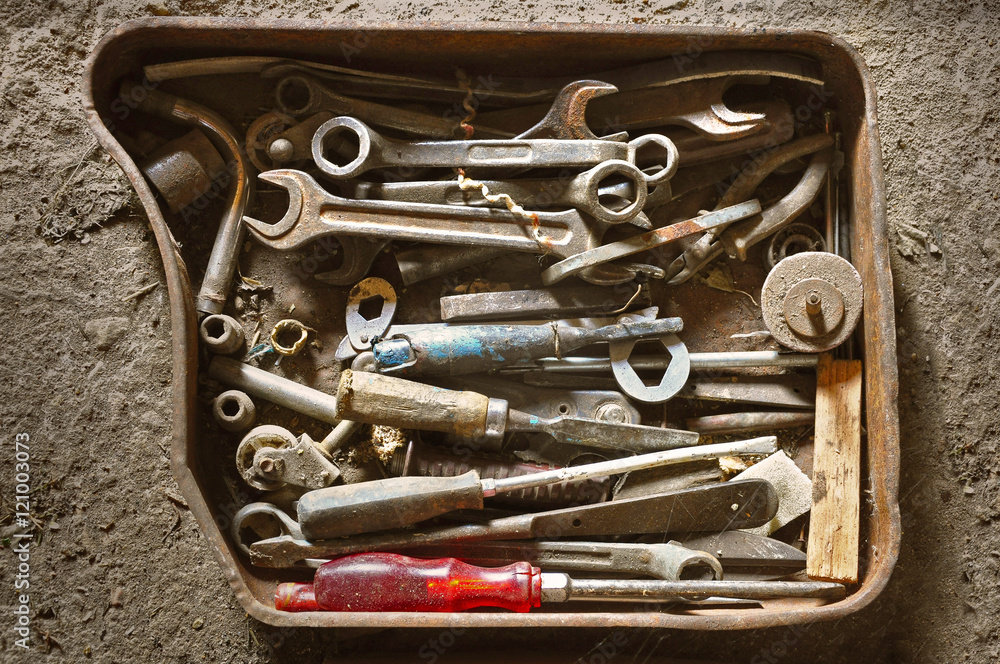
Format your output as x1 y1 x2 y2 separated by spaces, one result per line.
533 415 700 453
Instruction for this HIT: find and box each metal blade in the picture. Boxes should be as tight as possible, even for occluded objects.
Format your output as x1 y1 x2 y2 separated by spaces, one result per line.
677 531 807 567
527 479 777 538
519 413 700 453
678 374 816 408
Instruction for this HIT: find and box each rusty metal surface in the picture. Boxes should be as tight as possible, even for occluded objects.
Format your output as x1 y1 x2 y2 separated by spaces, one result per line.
82 18 898 630
139 128 227 213
761 251 864 353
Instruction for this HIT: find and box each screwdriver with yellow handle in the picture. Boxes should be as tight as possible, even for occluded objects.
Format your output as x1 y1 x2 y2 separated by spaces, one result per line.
336 368 700 454
296 436 777 539
275 553 846 612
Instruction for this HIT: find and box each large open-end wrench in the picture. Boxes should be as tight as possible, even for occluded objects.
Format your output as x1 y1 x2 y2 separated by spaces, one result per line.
477 76 771 141
243 170 633 285
311 116 677 185
514 79 625 141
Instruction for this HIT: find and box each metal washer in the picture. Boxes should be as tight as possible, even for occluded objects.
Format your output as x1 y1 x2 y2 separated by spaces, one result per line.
761 252 863 353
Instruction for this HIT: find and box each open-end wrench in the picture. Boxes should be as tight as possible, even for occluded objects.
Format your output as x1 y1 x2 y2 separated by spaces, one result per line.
243 170 634 286
341 159 649 225
395 540 724 581
311 116 677 186
477 76 771 141
514 80 626 141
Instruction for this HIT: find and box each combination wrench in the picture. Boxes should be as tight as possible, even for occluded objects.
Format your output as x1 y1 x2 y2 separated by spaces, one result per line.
341 160 650 225
244 170 635 285
311 116 677 185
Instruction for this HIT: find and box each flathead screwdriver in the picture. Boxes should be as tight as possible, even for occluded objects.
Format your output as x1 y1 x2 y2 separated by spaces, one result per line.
336 369 700 454
296 436 777 539
275 553 846 612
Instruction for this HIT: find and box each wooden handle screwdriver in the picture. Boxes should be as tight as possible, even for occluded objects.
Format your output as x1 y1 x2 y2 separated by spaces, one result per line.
335 369 700 453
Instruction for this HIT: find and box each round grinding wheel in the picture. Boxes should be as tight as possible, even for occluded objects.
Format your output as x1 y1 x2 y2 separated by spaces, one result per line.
761 252 863 353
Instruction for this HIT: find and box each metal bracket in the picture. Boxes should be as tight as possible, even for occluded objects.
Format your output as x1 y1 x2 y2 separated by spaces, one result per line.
344 277 397 351
609 333 691 404
236 425 341 491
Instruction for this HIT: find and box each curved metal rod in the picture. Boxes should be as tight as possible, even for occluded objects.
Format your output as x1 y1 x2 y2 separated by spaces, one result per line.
120 81 252 315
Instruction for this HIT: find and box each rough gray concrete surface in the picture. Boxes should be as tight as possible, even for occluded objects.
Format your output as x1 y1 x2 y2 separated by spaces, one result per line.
1 0 998 662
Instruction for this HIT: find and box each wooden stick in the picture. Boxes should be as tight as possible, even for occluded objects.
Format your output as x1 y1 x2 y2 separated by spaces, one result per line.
807 353 863 583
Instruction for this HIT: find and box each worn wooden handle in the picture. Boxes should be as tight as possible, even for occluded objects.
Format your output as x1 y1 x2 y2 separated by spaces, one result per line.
807 354 862 584
336 369 490 438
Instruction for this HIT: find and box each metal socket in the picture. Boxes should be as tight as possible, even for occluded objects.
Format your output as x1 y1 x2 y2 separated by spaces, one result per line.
199 314 245 355
212 390 257 432
140 129 227 214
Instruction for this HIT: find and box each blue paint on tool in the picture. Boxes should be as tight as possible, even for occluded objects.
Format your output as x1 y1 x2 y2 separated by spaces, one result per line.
373 339 412 368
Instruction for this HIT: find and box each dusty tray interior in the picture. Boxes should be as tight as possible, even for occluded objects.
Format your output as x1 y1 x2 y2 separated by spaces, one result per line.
83 18 900 629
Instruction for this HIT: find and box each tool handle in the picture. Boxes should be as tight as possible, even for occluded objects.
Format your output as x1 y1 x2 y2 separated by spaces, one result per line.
373 325 556 375
558 317 684 352
336 369 499 438
276 553 542 612
297 472 485 540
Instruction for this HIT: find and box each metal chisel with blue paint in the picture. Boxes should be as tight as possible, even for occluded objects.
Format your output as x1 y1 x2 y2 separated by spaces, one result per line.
369 317 683 376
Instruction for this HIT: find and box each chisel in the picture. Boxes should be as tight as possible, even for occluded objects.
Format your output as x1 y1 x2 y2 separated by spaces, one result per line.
336 369 700 454
296 437 777 539
246 477 779 566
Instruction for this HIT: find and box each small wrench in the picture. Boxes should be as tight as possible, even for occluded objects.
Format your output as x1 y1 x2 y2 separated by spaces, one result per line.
312 116 678 185
666 133 834 284
342 160 649 225
540 199 762 284
243 170 634 286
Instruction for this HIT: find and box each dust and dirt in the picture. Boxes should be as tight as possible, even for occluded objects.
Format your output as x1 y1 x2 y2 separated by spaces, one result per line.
1 0 999 662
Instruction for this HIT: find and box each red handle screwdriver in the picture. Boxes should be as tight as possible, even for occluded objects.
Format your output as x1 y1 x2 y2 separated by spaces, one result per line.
275 553 847 613
276 553 541 612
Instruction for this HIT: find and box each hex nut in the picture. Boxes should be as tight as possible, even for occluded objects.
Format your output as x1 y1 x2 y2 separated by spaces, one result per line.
212 390 257 432
594 402 629 424
199 314 245 355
